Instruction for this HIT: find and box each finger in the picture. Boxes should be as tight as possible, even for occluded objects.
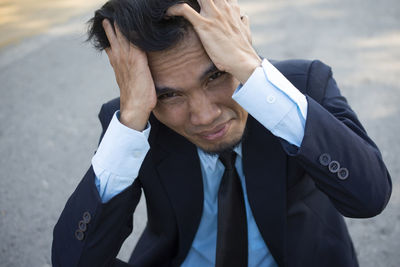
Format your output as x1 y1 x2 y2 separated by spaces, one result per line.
113 21 129 48
104 47 111 57
104 47 114 66
167 3 204 26
197 0 216 12
241 14 249 26
111 21 142 56
225 0 238 4
102 19 118 49
240 14 252 44
213 0 233 8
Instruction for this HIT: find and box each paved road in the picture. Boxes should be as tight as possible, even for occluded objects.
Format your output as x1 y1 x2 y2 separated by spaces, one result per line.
0 0 104 48
0 0 399 266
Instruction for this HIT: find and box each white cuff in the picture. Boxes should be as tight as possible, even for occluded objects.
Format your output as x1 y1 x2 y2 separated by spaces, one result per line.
232 59 308 147
261 59 308 119
92 111 151 177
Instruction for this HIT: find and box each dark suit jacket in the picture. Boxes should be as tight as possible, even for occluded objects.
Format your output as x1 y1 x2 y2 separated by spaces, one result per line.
52 59 392 267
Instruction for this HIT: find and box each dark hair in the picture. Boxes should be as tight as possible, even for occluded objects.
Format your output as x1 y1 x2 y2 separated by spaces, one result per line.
86 0 200 52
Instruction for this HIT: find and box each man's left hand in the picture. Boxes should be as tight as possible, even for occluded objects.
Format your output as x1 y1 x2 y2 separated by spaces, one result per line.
167 0 261 84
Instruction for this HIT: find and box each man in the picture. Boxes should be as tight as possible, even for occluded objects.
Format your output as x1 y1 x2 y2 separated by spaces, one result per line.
52 0 392 266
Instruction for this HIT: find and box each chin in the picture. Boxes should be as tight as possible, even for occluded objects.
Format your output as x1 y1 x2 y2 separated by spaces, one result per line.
195 132 245 155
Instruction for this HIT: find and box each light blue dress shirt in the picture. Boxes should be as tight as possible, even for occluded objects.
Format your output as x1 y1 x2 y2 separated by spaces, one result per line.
182 144 278 266
92 59 308 266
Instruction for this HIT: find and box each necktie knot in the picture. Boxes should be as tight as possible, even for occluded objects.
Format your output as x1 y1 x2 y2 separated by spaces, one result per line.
219 150 236 170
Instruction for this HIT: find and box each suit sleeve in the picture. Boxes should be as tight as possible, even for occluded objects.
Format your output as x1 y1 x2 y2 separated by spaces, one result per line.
288 61 392 218
92 110 150 203
52 103 140 267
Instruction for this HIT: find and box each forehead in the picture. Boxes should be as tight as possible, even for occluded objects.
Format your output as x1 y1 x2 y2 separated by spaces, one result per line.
147 30 212 86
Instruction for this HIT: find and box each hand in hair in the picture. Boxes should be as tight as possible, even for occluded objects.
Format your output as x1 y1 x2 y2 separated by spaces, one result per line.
102 19 157 131
167 0 261 84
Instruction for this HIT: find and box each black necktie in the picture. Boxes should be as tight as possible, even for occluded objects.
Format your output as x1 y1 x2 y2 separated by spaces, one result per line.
216 150 248 267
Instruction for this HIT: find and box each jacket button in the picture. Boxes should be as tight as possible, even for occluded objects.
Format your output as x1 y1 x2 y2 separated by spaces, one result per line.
83 212 91 224
328 161 340 173
319 153 331 166
337 168 349 180
78 220 87 232
75 230 84 241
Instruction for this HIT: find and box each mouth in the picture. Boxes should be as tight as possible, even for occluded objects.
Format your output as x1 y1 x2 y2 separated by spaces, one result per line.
198 121 231 141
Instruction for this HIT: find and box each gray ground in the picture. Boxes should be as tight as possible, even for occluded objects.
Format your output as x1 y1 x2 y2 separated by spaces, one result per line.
0 0 399 266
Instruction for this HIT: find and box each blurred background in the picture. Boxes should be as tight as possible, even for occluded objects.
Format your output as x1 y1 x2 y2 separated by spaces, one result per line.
0 0 399 266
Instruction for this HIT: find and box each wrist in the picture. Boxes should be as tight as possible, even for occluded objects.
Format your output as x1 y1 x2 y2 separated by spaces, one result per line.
120 108 150 131
230 53 262 84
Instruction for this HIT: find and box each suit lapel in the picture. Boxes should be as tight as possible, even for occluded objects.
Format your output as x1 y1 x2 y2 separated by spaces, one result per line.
151 115 288 266
153 123 204 265
242 115 288 266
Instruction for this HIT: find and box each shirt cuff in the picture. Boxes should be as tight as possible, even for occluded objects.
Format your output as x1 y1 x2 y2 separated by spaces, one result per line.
92 110 151 177
232 59 308 147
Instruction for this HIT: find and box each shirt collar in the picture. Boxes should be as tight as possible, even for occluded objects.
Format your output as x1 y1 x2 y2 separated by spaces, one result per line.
197 143 243 172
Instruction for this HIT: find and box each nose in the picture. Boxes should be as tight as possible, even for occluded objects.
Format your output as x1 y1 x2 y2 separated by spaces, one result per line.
189 91 221 126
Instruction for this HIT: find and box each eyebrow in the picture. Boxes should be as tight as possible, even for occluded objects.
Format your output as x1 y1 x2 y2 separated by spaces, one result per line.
200 63 219 81
155 86 176 96
155 62 220 95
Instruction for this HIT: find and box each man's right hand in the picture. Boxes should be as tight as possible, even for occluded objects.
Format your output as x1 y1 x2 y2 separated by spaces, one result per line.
102 19 157 131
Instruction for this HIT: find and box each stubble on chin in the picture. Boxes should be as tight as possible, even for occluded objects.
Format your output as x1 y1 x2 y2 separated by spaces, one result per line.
198 126 248 156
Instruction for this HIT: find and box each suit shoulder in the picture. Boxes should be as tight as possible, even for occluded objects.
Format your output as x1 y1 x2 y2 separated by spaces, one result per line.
269 59 332 94
270 59 332 76
96 97 160 142
97 97 120 133
100 97 120 117
270 59 312 75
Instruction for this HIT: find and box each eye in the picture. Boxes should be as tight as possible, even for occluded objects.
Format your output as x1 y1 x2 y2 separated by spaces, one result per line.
157 92 178 100
208 71 226 82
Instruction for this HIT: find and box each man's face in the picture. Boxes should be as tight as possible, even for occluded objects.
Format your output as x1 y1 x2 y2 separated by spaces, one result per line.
148 30 248 153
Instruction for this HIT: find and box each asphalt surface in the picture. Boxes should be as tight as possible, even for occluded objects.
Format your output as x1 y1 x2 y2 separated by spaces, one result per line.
0 0 399 266
0 0 104 48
